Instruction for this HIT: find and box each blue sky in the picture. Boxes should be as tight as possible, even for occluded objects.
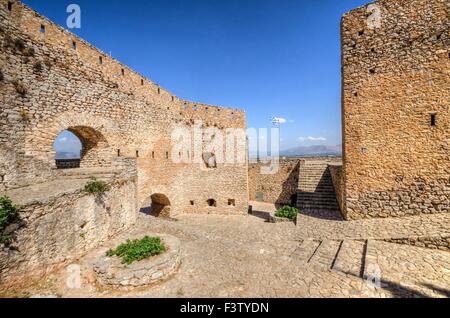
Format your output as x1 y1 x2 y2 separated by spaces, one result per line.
23 0 370 154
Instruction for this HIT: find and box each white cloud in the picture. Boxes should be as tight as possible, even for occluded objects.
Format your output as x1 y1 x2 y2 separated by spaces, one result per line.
272 117 287 125
58 137 68 144
298 136 327 142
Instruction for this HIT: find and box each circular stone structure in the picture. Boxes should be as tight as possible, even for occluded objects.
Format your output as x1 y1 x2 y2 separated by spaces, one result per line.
93 234 180 287
268 212 295 224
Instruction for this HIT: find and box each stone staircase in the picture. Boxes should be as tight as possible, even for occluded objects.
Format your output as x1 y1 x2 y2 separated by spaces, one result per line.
296 161 340 212
292 239 367 279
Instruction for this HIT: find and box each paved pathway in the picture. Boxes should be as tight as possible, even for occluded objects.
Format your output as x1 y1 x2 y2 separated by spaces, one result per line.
2 203 448 298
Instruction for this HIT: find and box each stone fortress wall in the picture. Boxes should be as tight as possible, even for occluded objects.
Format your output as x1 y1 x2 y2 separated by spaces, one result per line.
248 159 300 206
249 157 342 208
0 159 139 285
0 0 249 217
341 0 449 219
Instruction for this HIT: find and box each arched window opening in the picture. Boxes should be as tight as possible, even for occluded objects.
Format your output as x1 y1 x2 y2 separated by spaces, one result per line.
207 199 217 207
53 130 82 169
53 126 110 169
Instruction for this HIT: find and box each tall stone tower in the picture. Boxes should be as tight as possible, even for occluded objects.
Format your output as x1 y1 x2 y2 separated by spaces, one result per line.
341 0 449 219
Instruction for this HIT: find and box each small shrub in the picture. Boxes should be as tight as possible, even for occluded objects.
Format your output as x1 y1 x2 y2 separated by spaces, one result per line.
275 205 298 221
14 38 25 51
33 61 42 73
0 234 12 244
43 57 52 69
106 236 166 265
12 80 26 96
19 109 30 122
23 47 35 57
84 177 110 194
3 34 14 49
0 196 18 233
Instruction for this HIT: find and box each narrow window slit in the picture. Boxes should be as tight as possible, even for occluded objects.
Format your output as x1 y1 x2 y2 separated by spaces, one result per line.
430 114 436 126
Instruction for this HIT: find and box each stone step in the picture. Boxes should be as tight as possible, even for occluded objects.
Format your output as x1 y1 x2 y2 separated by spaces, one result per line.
298 194 337 199
299 176 333 180
300 175 331 182
301 175 330 178
298 200 338 205
299 209 343 216
298 202 339 207
332 240 367 278
299 181 333 184
299 186 334 190
297 205 340 213
291 240 321 264
308 240 342 269
299 184 334 188
301 171 329 175
297 199 338 209
298 190 336 195
298 193 338 199
299 197 337 201
298 200 339 205
298 191 336 196
302 164 330 167
298 197 338 203
299 176 332 180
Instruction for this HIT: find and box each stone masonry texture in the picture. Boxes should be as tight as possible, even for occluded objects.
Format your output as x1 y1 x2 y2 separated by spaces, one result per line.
0 0 249 217
0 0 248 284
248 159 300 206
341 0 449 220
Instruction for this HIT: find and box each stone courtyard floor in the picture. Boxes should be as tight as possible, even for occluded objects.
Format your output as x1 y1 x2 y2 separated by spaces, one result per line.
1 202 449 298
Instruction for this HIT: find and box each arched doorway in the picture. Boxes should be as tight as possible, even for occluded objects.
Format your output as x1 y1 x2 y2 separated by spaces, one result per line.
140 194 171 218
53 126 110 169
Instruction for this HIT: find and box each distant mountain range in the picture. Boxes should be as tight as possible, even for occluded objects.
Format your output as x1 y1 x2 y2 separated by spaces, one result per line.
280 144 342 157
55 152 80 160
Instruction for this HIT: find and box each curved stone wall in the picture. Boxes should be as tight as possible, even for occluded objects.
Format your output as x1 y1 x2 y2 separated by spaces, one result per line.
0 0 249 216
